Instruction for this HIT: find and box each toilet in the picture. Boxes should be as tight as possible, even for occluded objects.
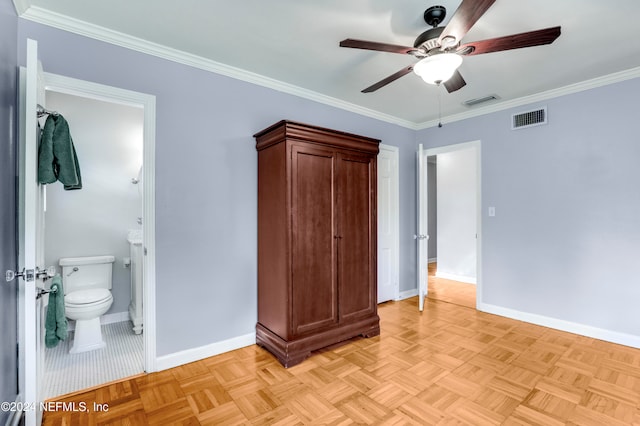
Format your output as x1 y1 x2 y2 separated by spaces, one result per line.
59 255 115 354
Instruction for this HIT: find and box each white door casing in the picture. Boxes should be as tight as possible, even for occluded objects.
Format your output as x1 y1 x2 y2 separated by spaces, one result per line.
42 71 157 374
416 144 428 311
424 141 482 310
377 144 399 303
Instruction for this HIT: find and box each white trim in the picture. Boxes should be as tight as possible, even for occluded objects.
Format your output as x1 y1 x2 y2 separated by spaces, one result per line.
397 289 418 301
42 72 157 373
100 311 129 325
434 271 476 285
424 141 482 309
423 140 479 156
417 67 640 129
478 302 640 349
11 0 29 15
156 333 256 371
17 6 640 131
19 6 415 130
428 258 437 264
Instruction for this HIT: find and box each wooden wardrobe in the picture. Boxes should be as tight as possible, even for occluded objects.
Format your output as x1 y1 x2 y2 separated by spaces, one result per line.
254 120 380 367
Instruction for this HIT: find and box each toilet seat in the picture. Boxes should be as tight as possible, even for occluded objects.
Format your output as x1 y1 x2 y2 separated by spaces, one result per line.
65 288 112 307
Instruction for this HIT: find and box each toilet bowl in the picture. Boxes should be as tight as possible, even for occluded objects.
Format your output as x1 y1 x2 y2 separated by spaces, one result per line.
59 255 115 354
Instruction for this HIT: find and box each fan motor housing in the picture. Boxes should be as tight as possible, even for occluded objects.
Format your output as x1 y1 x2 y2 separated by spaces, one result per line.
413 26 445 50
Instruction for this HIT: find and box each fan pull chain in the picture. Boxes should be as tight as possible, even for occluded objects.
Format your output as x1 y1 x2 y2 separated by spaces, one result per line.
437 86 443 128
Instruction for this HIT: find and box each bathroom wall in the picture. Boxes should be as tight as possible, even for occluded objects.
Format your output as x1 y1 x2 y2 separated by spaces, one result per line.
43 91 143 316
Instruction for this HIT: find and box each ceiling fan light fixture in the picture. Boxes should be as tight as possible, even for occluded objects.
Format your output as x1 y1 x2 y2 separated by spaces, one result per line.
413 53 463 85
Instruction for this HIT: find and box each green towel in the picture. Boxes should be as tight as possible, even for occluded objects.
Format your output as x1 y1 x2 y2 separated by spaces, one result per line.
45 274 68 348
38 114 83 190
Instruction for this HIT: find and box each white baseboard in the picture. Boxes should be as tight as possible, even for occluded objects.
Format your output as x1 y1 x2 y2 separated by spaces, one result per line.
428 258 437 264
67 311 130 331
397 289 418 300
156 332 256 371
478 302 640 349
102 311 130 325
435 271 477 284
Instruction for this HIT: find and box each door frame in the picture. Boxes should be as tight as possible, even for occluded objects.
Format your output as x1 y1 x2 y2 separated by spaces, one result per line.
422 140 482 308
42 72 157 372
377 144 400 303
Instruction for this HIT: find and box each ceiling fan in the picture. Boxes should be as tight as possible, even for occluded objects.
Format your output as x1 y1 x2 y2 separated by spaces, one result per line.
339 0 561 93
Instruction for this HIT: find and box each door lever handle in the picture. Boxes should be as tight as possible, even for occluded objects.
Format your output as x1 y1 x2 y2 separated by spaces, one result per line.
36 266 57 280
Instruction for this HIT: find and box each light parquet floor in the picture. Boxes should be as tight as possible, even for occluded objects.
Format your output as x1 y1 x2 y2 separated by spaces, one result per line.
43 298 640 425
427 262 476 309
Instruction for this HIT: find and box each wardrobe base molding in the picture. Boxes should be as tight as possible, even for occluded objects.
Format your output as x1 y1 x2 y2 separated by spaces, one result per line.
256 316 380 368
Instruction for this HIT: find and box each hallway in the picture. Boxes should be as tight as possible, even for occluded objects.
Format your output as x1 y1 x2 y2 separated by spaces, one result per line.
427 262 476 309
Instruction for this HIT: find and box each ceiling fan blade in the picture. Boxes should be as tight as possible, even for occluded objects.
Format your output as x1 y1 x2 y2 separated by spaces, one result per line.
458 26 561 56
443 70 466 93
340 39 416 55
362 66 414 93
439 0 496 45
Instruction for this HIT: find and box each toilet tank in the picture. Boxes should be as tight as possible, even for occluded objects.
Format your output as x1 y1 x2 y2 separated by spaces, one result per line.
59 255 115 294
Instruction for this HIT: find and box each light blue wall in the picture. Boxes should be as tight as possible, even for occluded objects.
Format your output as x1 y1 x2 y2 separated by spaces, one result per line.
17 20 417 356
0 0 18 419
17 11 640 359
417 79 640 337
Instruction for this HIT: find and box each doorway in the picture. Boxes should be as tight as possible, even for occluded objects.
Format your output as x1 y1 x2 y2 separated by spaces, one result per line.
423 141 481 309
40 73 156 397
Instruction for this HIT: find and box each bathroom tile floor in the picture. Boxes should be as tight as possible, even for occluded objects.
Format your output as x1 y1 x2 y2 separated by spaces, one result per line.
43 320 144 399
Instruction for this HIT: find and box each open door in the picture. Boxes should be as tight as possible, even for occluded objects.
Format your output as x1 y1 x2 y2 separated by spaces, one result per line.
17 38 47 426
416 144 429 311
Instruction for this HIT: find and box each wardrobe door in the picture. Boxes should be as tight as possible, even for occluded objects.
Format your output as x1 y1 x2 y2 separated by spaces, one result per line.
290 143 338 336
336 152 377 322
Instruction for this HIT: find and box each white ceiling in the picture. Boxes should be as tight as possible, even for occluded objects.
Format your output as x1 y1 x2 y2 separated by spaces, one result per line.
16 0 640 128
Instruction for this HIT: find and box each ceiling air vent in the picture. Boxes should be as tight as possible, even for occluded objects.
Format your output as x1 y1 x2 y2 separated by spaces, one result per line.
463 94 499 107
512 107 547 130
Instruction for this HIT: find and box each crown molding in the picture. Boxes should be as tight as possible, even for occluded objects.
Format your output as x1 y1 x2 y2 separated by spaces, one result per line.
18 5 640 132
416 66 640 129
12 0 30 15
19 6 418 130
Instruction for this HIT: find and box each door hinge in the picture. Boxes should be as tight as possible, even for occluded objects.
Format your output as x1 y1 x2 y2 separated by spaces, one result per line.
5 268 35 282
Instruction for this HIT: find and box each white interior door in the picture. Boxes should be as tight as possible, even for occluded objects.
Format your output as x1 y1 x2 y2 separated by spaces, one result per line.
18 38 46 426
377 145 399 303
416 144 429 311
